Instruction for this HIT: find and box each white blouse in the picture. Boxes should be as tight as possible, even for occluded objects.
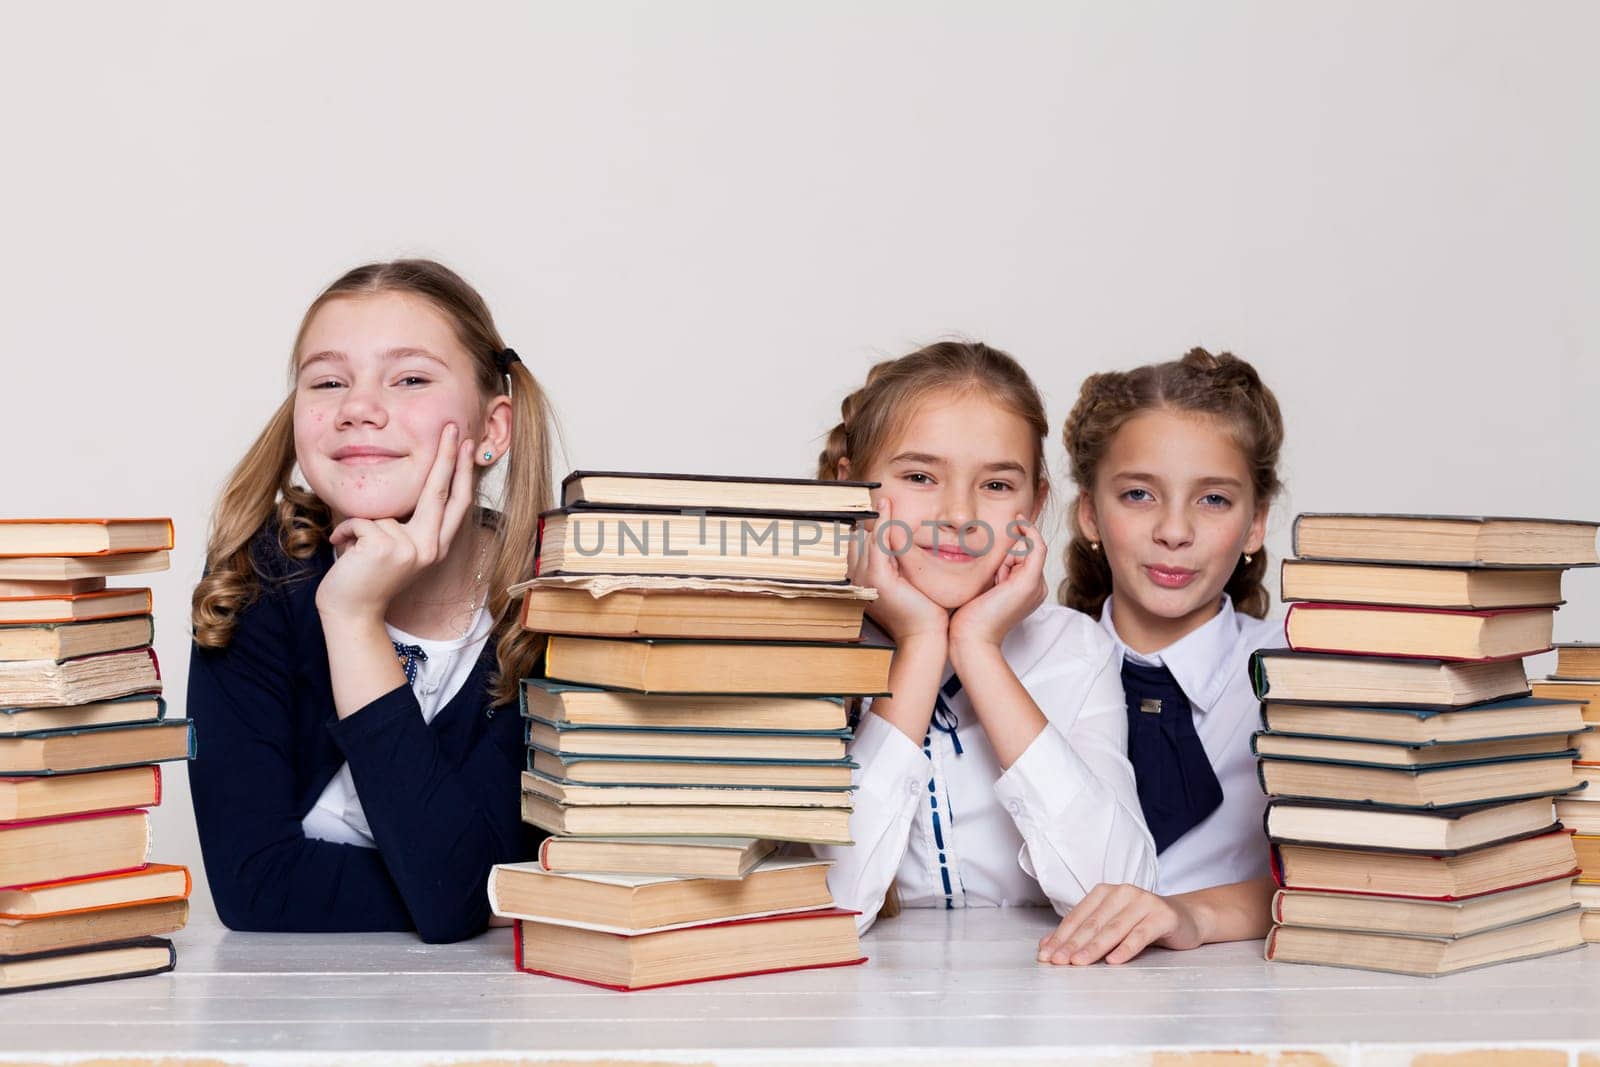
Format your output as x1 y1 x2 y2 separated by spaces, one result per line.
301 606 494 848
1098 594 1285 896
814 601 1158 934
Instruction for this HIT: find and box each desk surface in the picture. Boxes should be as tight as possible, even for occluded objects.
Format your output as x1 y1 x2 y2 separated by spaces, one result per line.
1 907 1597 1065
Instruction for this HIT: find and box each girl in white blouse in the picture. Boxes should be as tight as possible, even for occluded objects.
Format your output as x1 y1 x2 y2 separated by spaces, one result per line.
811 341 1157 935
1038 347 1287 966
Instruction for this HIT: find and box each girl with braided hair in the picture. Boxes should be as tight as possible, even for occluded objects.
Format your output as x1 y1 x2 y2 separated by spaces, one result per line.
1038 347 1287 966
810 341 1157 938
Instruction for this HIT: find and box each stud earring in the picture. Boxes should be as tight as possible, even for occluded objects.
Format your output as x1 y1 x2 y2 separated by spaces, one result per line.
1090 541 1100 553
1244 552 1254 565
482 451 493 462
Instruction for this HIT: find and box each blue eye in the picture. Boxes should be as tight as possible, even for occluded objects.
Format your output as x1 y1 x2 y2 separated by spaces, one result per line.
1121 488 1153 503
1200 493 1232 509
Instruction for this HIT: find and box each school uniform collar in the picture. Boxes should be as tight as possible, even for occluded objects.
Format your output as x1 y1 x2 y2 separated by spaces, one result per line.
1099 594 1242 715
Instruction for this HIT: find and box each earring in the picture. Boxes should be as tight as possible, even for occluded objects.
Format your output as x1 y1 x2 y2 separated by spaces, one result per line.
1090 541 1100 553
1244 552 1254 565
482 451 493 462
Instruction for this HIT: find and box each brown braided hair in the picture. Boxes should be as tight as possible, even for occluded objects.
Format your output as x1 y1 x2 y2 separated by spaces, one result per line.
1059 347 1284 620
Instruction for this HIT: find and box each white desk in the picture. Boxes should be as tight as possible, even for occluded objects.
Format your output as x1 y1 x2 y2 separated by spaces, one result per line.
1 907 1597 1065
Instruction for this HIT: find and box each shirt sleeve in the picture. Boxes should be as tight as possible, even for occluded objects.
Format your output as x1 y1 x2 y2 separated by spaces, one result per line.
811 705 928 935
990 642 1158 915
187 586 417 935
328 674 530 943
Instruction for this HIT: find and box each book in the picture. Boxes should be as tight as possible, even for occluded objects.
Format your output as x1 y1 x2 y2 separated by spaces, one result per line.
522 680 849 733
0 810 150 889
0 589 152 626
1573 833 1600 872
489 857 834 931
1264 796 1558 853
0 519 174 558
523 770 851 809
525 718 849 761
1271 878 1578 938
1290 513 1599 568
531 748 855 788
1283 603 1553 662
0 720 194 775
521 792 853 845
1250 649 1529 708
561 470 877 515
0 578 106 597
514 575 871 641
0 616 156 663
1532 679 1600 720
1279 560 1565 610
544 636 893 696
0 694 166 737
0 863 190 919
1256 753 1579 808
513 907 864 990
0 936 175 994
0 766 162 822
536 509 853 584
1264 909 1583 976
0 552 170 582
0 898 188 956
1554 643 1600 681
1259 697 1586 745
1271 829 1578 899
1556 800 1600 833
0 648 160 708
537 836 776 879
1251 731 1575 769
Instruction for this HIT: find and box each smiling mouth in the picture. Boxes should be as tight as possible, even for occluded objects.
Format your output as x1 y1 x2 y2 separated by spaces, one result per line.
921 544 978 564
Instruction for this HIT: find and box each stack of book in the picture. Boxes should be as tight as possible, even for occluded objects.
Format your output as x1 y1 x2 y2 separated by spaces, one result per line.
1256 512 1598 976
1536 642 1600 939
0 519 194 994
489 472 889 989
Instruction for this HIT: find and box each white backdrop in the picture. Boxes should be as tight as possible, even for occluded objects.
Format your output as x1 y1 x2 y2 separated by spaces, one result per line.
2 1 1596 917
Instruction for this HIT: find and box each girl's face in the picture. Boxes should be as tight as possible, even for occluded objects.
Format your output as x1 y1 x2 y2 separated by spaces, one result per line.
848 389 1044 611
1079 408 1266 651
293 291 500 524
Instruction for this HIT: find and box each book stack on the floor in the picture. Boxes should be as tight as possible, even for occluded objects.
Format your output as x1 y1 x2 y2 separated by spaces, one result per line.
0 519 194 995
1256 513 1598 976
489 472 888 989
1535 642 1600 939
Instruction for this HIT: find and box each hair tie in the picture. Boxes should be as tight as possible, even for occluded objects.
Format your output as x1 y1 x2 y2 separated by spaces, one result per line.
495 347 522 375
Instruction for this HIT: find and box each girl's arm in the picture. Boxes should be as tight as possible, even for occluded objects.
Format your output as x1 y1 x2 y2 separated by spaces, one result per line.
949 518 1158 911
1038 875 1276 965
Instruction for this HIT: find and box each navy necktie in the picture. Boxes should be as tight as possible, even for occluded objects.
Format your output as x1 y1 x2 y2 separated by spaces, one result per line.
392 641 428 686
1120 658 1224 853
929 673 964 755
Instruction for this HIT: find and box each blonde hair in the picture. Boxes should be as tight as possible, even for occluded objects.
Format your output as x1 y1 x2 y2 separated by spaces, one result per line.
191 259 556 706
1059 347 1284 620
817 340 1048 487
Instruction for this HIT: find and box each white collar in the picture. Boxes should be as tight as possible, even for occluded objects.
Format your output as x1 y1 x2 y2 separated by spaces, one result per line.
1099 595 1243 714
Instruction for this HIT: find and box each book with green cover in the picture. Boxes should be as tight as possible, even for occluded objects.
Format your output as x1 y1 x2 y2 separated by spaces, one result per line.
0 719 194 776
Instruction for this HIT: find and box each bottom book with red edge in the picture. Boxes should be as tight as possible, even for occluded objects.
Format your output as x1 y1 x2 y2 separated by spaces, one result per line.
512 906 866 991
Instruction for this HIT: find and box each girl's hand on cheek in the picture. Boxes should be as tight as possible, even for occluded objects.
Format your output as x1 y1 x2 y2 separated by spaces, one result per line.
949 515 1046 657
315 423 476 625
849 497 948 647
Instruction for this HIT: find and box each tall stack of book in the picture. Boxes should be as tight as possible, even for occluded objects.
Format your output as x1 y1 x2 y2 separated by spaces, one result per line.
0 519 194 995
1256 513 1598 976
488 472 887 989
1536 642 1600 939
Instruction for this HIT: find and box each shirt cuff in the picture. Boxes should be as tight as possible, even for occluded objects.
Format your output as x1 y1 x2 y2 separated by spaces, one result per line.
992 724 1091 824
326 682 422 751
851 709 931 806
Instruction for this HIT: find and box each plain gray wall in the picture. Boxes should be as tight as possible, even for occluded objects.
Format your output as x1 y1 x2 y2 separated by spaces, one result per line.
3 1 1597 918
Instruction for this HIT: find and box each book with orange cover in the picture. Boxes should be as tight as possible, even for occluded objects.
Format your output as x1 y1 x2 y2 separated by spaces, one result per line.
0 765 162 823
0 897 189 956
0 863 190 919
0 519 174 559
513 906 865 990
0 589 152 627
0 552 170 582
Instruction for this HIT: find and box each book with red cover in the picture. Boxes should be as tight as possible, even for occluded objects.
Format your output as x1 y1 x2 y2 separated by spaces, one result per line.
0 519 175 559
0 765 162 823
1283 603 1554 662
0 809 152 890
512 907 866 991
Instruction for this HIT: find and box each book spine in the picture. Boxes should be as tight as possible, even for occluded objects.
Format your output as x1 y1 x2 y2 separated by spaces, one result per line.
1249 650 1270 700
513 918 526 970
151 765 162 806
537 836 552 871
1270 891 1285 924
1269 844 1286 888
1264 925 1279 961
